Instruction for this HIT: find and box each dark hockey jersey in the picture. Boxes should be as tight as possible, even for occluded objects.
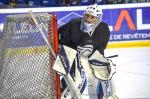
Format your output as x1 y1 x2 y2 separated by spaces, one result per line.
58 18 110 56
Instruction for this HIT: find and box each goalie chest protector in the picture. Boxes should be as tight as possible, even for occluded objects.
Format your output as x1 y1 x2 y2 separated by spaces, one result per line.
58 18 110 55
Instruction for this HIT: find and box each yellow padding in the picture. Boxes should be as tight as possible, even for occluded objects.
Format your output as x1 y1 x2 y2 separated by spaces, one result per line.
4 41 150 56
6 46 49 56
107 41 150 48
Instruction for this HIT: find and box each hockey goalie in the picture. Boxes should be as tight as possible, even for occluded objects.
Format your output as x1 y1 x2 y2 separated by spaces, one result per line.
53 45 118 99
53 3 119 99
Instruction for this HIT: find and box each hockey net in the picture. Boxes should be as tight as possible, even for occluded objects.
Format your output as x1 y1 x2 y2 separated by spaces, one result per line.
0 13 60 99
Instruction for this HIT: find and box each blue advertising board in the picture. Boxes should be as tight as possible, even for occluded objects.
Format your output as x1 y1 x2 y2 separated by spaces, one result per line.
55 7 150 42
0 3 150 42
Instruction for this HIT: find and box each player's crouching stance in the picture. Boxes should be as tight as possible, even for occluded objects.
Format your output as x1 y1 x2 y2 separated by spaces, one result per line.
53 45 118 99
54 3 119 99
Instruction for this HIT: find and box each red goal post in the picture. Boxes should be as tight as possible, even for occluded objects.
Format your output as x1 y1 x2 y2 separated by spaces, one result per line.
51 13 61 99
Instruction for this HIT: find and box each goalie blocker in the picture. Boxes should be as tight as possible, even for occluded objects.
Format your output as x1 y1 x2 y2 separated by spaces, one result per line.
53 45 84 99
53 45 77 75
88 50 116 80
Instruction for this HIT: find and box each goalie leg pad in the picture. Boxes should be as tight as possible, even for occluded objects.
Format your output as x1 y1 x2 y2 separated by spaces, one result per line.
101 80 119 99
108 94 119 99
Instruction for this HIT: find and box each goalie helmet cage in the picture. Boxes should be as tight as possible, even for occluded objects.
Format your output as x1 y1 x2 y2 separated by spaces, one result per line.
0 13 60 99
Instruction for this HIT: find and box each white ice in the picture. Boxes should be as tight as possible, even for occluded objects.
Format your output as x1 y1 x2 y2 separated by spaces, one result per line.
105 47 150 98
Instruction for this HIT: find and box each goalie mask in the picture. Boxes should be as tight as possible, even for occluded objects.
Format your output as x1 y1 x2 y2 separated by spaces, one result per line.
80 4 103 34
88 50 116 80
84 4 103 18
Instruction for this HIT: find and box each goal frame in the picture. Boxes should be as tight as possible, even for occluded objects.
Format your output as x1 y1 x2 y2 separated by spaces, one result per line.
0 13 61 99
50 13 61 99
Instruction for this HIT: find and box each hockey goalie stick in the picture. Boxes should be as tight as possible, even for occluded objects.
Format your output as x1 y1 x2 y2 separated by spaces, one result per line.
106 55 118 58
28 11 83 99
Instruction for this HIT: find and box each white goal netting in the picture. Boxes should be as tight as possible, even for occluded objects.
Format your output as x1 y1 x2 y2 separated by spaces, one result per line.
0 13 59 99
